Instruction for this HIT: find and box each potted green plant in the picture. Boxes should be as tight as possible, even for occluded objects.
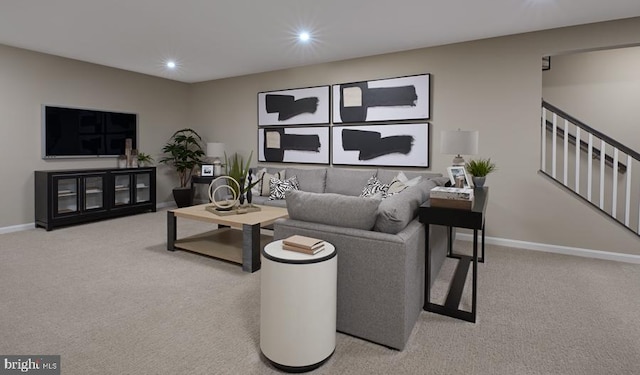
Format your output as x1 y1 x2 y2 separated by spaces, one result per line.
137 152 154 167
224 151 261 206
465 158 497 188
159 128 205 207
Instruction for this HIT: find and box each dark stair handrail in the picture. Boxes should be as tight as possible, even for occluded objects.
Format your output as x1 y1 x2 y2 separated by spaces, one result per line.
543 120 627 173
542 100 640 161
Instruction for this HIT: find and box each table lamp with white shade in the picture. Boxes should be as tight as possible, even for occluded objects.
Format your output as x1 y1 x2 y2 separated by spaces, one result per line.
440 129 479 166
206 142 226 176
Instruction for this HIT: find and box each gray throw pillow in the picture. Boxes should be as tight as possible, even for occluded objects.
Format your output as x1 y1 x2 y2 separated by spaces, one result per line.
286 190 381 230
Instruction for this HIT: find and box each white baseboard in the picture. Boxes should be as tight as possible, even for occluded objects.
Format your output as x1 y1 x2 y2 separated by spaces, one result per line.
156 201 176 210
456 233 640 264
1 202 175 234
0 223 35 234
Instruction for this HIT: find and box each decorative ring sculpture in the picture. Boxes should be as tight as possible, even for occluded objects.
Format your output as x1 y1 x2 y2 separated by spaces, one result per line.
208 176 241 210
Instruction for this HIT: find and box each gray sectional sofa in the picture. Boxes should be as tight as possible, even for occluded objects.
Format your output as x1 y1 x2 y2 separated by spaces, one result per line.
251 166 450 350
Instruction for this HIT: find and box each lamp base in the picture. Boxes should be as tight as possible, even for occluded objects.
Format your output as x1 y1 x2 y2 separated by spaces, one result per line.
452 155 465 166
213 162 222 177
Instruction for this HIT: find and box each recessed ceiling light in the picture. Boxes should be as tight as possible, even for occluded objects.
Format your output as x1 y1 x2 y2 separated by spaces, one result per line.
298 32 310 42
166 61 176 69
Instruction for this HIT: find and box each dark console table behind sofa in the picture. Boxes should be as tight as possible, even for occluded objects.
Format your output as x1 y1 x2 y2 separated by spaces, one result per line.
419 187 488 323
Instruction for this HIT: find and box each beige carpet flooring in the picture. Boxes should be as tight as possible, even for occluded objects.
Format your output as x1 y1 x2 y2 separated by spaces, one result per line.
1 209 639 374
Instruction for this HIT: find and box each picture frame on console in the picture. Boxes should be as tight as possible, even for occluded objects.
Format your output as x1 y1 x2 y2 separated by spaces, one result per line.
258 126 330 164
201 164 214 177
447 166 473 188
332 73 430 124
331 123 429 167
258 86 330 126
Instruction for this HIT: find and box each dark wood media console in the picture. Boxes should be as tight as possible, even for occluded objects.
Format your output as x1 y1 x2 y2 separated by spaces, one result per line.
35 167 156 231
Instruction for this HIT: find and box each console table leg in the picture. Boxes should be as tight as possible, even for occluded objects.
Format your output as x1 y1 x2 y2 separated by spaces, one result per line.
472 229 478 323
167 211 176 251
424 224 431 311
480 222 486 263
243 223 261 273
447 226 453 257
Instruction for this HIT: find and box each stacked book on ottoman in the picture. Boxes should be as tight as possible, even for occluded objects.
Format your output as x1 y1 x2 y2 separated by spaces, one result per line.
282 235 326 255
429 187 474 210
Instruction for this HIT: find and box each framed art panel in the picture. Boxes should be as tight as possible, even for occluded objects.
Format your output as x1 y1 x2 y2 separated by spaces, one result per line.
258 86 330 126
332 123 429 167
332 74 430 124
258 126 330 164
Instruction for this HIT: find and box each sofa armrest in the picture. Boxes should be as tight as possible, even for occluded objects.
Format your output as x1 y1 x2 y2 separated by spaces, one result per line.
273 217 448 350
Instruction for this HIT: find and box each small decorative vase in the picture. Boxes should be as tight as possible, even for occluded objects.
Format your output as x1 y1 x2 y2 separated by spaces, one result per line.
472 176 486 188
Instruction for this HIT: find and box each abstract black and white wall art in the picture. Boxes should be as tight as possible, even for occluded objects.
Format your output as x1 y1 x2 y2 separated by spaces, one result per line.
332 123 429 167
332 74 430 123
258 86 330 126
258 126 330 164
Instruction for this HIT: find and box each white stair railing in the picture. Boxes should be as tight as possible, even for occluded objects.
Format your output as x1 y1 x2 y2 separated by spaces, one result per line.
541 100 640 237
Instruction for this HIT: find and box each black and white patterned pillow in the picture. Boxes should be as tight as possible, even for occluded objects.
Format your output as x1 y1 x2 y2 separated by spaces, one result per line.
269 176 300 200
359 176 389 199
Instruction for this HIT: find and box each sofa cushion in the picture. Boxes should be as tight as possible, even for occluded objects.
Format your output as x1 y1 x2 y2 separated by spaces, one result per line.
326 168 376 196
374 179 439 234
269 176 299 200
287 190 380 230
284 168 327 193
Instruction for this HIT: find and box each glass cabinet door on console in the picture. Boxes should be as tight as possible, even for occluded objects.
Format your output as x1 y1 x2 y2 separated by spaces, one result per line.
135 172 151 204
83 175 106 211
113 174 131 206
54 177 78 216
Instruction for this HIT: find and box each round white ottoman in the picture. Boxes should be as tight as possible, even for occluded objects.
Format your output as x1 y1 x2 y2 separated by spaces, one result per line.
260 239 337 373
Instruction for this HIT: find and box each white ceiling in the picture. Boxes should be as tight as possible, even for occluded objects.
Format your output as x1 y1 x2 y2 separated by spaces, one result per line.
1 1 639 83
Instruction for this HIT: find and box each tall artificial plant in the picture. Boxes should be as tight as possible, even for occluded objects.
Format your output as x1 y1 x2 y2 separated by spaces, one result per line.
159 128 205 188
224 151 260 198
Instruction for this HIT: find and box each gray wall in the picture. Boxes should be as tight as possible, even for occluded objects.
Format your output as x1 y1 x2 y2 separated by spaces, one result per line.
2 17 639 255
190 17 640 255
0 44 190 228
542 46 640 151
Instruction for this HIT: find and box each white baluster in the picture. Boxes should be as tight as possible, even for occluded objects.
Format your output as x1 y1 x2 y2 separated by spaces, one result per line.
612 148 619 218
587 134 593 201
625 155 632 227
599 140 605 210
541 108 546 172
575 128 581 194
563 119 569 185
552 113 557 179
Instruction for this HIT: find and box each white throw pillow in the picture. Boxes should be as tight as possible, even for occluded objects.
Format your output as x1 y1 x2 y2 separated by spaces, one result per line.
256 169 285 196
387 172 422 196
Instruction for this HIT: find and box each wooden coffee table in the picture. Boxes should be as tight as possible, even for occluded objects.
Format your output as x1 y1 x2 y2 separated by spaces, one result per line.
167 204 288 272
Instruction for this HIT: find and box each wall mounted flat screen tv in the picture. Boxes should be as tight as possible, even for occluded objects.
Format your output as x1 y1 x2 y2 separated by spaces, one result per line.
42 105 138 158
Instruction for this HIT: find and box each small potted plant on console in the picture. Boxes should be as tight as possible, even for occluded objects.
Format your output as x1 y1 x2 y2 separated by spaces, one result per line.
465 158 497 188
